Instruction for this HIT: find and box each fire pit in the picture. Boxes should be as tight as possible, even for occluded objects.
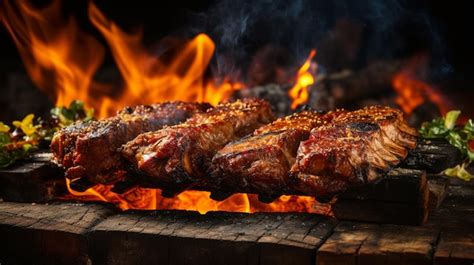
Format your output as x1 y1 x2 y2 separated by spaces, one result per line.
0 0 473 264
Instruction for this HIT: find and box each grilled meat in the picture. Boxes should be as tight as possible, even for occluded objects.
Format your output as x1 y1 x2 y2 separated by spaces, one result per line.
209 110 334 198
290 106 418 196
121 99 275 195
51 102 210 184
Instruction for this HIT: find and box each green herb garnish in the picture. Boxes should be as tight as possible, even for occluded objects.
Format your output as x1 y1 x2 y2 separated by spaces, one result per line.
0 100 94 168
419 110 474 181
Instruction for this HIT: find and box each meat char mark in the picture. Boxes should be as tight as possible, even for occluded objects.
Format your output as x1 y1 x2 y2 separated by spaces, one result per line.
290 106 418 197
50 102 210 184
121 99 275 195
209 110 335 198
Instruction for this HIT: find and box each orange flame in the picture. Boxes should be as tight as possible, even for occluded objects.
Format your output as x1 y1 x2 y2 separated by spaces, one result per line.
289 50 317 109
2 0 325 214
392 73 449 115
392 57 449 115
88 3 242 117
0 0 105 107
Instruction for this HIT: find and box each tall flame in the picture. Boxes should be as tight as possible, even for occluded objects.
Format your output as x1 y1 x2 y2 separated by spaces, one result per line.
1 0 325 215
289 50 317 109
0 0 105 107
88 3 241 117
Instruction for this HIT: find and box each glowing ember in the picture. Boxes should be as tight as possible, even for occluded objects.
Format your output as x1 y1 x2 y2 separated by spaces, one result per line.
2 0 327 214
289 50 317 109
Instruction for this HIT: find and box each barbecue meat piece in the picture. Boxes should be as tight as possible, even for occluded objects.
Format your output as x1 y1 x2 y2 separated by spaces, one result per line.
290 106 418 197
209 110 337 198
51 102 210 184
121 99 275 195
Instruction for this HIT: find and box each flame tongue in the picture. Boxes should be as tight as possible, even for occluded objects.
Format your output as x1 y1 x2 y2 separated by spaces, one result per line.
289 50 317 109
89 3 219 116
0 0 105 107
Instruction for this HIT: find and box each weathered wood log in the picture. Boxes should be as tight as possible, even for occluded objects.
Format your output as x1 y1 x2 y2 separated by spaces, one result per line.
309 61 402 111
333 168 429 225
317 221 439 265
434 230 474 265
0 201 113 265
401 139 464 173
235 61 402 116
89 211 337 265
0 151 66 202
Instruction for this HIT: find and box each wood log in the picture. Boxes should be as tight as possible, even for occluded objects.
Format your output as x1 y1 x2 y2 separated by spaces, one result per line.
401 139 464 173
317 221 439 265
333 168 429 225
0 201 113 265
89 211 337 265
309 61 402 110
434 230 474 265
0 151 66 202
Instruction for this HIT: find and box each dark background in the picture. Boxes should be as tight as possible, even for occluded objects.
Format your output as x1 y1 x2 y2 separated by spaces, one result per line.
1 0 473 120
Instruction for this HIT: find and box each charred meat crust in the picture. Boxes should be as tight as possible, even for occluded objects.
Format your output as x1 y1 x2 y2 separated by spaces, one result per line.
50 102 211 184
290 106 418 197
209 110 333 197
121 99 275 194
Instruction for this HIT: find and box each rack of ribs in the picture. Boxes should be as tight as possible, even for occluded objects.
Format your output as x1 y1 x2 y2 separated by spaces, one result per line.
290 106 418 197
209 110 340 200
121 99 275 196
50 102 211 184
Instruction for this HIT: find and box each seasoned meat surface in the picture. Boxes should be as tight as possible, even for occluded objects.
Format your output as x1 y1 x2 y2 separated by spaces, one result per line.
290 106 418 196
210 110 335 197
51 102 210 184
121 99 275 195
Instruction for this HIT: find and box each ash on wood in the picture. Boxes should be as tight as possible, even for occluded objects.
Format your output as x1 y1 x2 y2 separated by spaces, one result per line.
0 152 66 202
89 211 337 265
317 222 439 265
0 202 114 265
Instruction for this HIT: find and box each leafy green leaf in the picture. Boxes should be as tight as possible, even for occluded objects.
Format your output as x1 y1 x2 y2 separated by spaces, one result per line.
464 119 474 134
419 118 449 138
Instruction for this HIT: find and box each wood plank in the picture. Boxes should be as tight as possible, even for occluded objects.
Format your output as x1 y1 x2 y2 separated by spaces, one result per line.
89 211 337 265
0 201 114 265
434 230 474 265
317 222 439 265
0 152 66 202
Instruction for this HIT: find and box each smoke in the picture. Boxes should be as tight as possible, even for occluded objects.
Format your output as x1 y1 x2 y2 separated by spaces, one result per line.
187 0 448 83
